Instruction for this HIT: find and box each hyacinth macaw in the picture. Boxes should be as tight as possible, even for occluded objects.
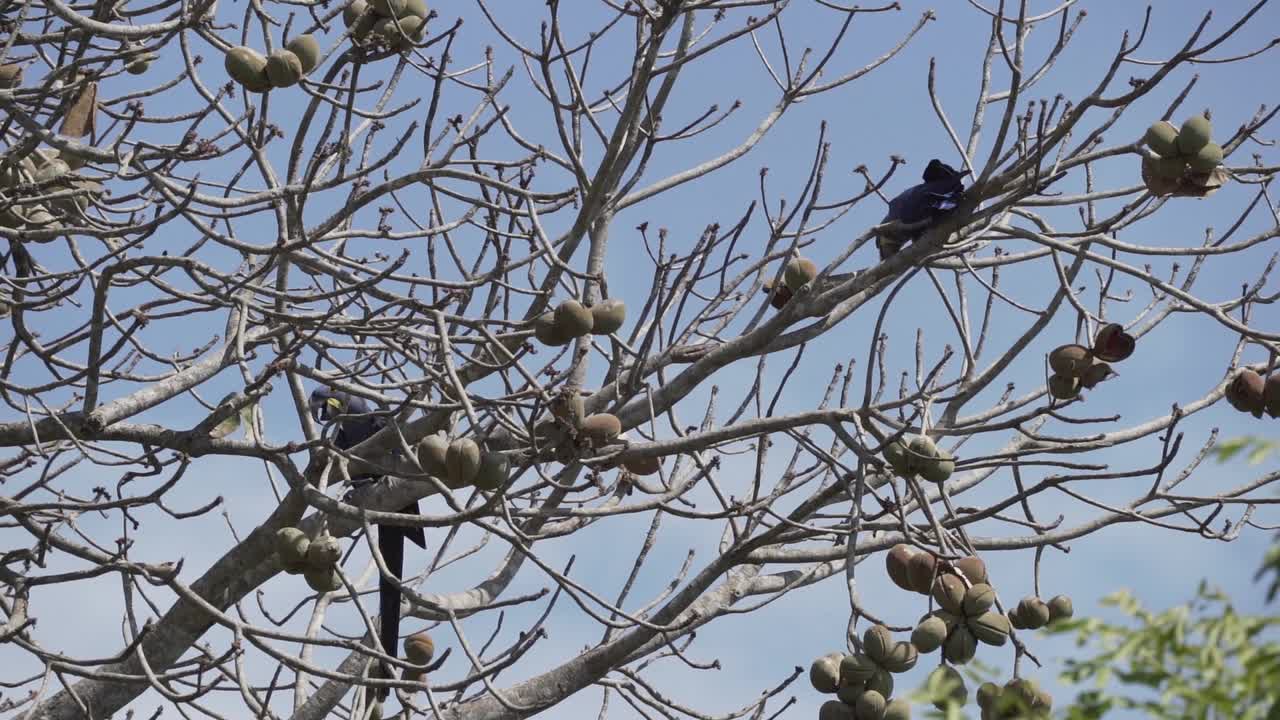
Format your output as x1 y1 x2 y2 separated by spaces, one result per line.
875 159 968 260
309 388 425 698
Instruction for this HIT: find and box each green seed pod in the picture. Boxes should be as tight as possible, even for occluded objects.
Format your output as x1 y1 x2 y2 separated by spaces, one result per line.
962 583 996 617
444 438 481 487
379 15 423 50
265 50 304 88
818 700 855 720
918 448 954 484
928 665 967 710
954 555 988 585
275 527 311 567
370 0 406 16
883 438 912 477
533 311 573 346
404 631 434 664
1189 142 1223 172
344 0 369 25
589 298 626 335
942 625 978 664
1048 344 1092 378
865 668 894 700
886 543 917 592
809 652 843 694
976 682 1001 710
304 566 343 593
401 0 428 18
417 433 450 479
968 611 1011 647
554 299 594 337
783 257 817 291
580 413 622 445
306 535 342 567
286 35 321 73
1152 154 1187 180
836 681 863 706
879 641 918 674
911 616 948 654
225 46 270 92
1015 596 1050 630
854 690 886 720
932 574 966 614
1177 113 1212 155
906 435 938 472
1142 120 1179 157
126 54 155 75
906 552 937 595
883 698 911 720
839 653 877 686
473 451 508 491
0 63 22 89
1047 373 1081 400
1047 594 1074 622
862 625 894 665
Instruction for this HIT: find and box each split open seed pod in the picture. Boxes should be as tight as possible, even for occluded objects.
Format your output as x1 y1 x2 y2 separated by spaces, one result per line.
1092 323 1135 362
886 543 916 592
953 555 988 585
1079 361 1115 389
761 279 793 309
1048 344 1092 378
1047 373 1081 401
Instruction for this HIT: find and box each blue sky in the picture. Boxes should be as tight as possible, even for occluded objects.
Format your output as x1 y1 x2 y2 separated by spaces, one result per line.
3 1 1280 718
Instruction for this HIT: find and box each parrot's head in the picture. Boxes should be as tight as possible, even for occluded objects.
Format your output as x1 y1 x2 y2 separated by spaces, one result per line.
309 388 347 422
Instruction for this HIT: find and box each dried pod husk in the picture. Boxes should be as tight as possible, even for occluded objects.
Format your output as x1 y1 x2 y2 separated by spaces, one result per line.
473 451 508 491
533 311 573 346
1140 155 1181 196
1080 361 1115 389
225 46 270 92
953 555 988 585
882 438 913 477
906 552 937 594
1142 120 1179 157
553 299 594 338
928 665 967 710
968 611 1011 647
783 256 818 291
879 641 918 674
1152 154 1188 180
401 0 428 18
809 652 843 693
370 0 406 16
886 544 917 592
762 279 793 309
416 433 450 479
589 298 626 335
911 616 948 653
306 535 342 568
862 625 894 665
265 50 304 88
962 583 996 617
839 653 878 686
854 690 886 720
1265 374 1280 419
1177 113 1212 155
579 413 622 445
818 700 855 720
931 574 966 614
1047 373 1081 401
918 448 954 484
286 34 321 73
883 698 911 720
1092 323 1135 363
304 566 343 593
1015 596 1050 630
976 682 1001 710
942 625 978 664
0 63 22 89
275 527 311 567
1189 142 1223 172
1226 369 1266 416
444 438 481 487
1048 344 1092 378
404 631 434 664
1047 594 1074 623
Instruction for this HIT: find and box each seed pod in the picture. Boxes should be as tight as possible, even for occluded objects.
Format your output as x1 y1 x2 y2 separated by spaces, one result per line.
1177 113 1212 155
126 53 155 75
911 616 948 653
1015 596 1050 630
379 15 424 50
932 574 966 614
839 653 877 686
976 682 1001 710
818 700 855 720
883 438 912 477
906 435 938 472
762 279 792 309
275 527 311 566
553 299 594 337
1047 373 1080 401
862 625 894 665
883 698 911 720
445 438 481 487
783 257 817 291
836 679 863 706
622 454 661 476
589 299 626 335
918 448 954 484
953 555 988 585
404 631 434 664
1092 323 1135 362
929 609 961 630
370 0 406 16
343 0 370 30
1007 609 1025 630
1047 594 1074 622
1048 344 1092 378
473 451 508 491
809 652 843 693
1189 142 1223 172
304 566 343 593
928 665 967 709
886 544 917 592
854 690 886 720
225 46 270 92
942 625 977 664
533 311 573 346
968 611 1011 647
865 668 894 701
1265 374 1280 419
1142 120 1179 157
1080 361 1115 389
0 64 22 89
1152 154 1188 180
401 0 428 18
286 34 321 73
906 552 937 594
416 433 450 478
1226 369 1266 416
580 413 622 445
265 50 304 88
879 641 918 674
962 583 996 617
306 535 342 567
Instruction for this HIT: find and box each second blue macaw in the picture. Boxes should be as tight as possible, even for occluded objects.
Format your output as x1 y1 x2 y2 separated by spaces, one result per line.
876 159 968 260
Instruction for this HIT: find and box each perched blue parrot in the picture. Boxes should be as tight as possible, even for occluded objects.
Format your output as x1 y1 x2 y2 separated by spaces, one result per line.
309 387 425 697
876 159 968 260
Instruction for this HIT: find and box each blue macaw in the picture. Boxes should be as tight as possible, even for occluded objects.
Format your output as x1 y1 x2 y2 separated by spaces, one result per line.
309 387 425 697
876 159 968 260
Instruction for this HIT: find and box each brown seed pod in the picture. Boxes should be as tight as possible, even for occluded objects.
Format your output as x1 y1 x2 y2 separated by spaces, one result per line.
1226 369 1266 416
942 625 978 664
1092 323 1135 362
962 583 996 617
854 690 886 720
911 616 948 653
1048 344 1093 378
906 552 937 594
1015 596 1050 630
554 299 594 337
839 653 877 686
224 46 270 92
417 433 450 480
862 625 894 665
1047 373 1081 401
404 631 434 664
622 453 661 476
1080 361 1115 389
809 652 843 694
286 34 321 73
762 279 793 309
444 438 481 487
305 535 342 568
928 665 967 710
532 311 572 346
953 555 988 585
818 700 855 720
886 544 917 592
265 50 304 88
589 299 627 335
783 257 818 291
1047 594 1074 622
932 574 966 614
968 611 1011 647
879 641 918 674
579 413 622 445
303 566 343 593
1265 374 1280 419
473 451 508 491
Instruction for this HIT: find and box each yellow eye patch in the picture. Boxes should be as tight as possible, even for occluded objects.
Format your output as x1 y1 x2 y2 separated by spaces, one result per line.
326 397 344 410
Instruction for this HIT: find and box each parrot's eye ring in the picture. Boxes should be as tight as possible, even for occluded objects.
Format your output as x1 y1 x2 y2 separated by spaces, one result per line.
326 397 344 410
